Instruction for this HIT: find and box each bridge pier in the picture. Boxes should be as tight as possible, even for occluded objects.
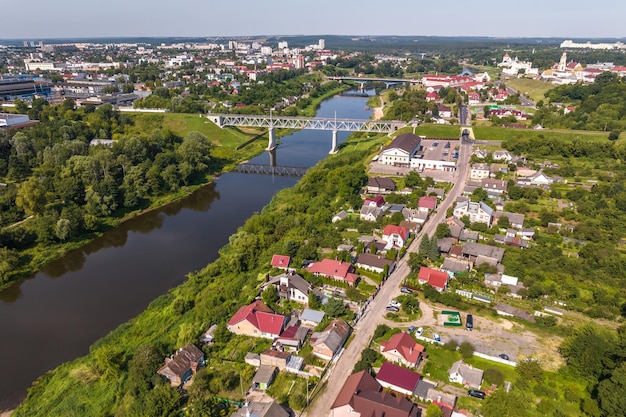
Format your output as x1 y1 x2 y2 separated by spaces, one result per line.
268 147 277 167
329 130 339 154
267 127 276 150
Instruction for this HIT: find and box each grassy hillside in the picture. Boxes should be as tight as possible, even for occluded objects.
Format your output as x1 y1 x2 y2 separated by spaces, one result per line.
505 78 554 103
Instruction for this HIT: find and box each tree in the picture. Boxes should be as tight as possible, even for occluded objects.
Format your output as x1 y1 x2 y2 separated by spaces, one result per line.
16 177 48 216
459 341 474 359
404 171 423 188
516 358 543 386
482 390 531 417
308 291 322 310
435 223 450 238
597 363 626 417
497 215 510 229
324 297 346 318
484 368 505 386
426 404 443 417
177 131 213 179
609 130 621 141
262 285 279 307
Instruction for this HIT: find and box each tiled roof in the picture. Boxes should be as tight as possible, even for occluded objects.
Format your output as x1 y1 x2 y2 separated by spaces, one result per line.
271 254 290 268
376 362 421 393
380 331 424 365
418 267 448 289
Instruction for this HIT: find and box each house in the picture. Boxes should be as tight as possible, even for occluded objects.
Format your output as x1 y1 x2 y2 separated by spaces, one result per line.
367 177 396 194
263 271 312 304
520 227 535 240
331 371 420 417
260 349 291 371
418 267 449 292
274 325 309 350
496 303 535 322
470 163 490 180
227 300 287 339
157 344 205 387
229 400 290 417
493 211 525 229
448 360 483 389
270 254 290 270
441 258 471 274
468 91 481 105
481 178 508 196
426 389 458 410
493 150 513 162
376 362 421 396
310 318 351 360
414 379 436 402
355 253 395 274
418 196 437 212
517 171 553 187
426 92 437 101
253 365 277 391
380 331 425 367
200 324 217 344
445 216 465 240
306 258 359 286
453 201 493 226
402 208 429 224
332 210 348 223
300 309 325 328
426 187 445 199
382 224 409 248
379 133 422 167
472 148 489 159
360 205 384 222
364 195 386 207
461 242 505 266
459 229 479 242
438 105 452 118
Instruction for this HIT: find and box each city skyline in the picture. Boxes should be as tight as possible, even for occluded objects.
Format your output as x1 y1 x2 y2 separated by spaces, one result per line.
2 0 625 40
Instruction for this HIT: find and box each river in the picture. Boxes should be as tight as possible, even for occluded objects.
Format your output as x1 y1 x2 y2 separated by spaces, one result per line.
0 91 374 411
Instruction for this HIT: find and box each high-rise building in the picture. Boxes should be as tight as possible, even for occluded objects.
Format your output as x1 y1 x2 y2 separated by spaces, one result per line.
318 39 325 49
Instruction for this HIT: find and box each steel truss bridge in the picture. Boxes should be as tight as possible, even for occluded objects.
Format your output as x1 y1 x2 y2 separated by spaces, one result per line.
207 114 404 153
235 164 308 177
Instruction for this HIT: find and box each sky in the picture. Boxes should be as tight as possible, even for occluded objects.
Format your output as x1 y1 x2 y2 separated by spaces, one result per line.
1 0 625 40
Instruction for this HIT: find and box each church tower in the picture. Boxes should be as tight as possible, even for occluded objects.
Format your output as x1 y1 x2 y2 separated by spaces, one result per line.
558 52 567 72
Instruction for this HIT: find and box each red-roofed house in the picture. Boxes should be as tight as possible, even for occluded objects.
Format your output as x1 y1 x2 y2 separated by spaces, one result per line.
418 196 437 213
382 225 409 248
426 92 437 101
271 254 291 270
468 91 481 105
376 362 421 396
306 258 359 286
331 371 420 417
227 300 287 339
418 267 449 292
364 195 385 207
380 331 425 367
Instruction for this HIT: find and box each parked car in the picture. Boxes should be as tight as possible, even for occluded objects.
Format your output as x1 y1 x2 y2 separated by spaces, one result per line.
468 389 486 399
416 327 424 336
389 300 401 308
466 314 473 331
433 333 441 342
499 353 510 361
400 287 413 294
386 306 399 312
408 326 416 333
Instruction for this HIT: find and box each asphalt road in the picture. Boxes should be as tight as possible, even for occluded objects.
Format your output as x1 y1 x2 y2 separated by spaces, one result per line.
302 138 472 417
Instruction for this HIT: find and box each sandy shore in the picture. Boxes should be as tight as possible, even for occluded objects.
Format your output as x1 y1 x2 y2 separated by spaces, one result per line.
373 106 383 120
1 410 14 417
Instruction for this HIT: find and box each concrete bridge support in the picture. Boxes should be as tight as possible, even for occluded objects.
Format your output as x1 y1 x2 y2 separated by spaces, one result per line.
329 130 339 154
268 147 277 167
267 127 276 150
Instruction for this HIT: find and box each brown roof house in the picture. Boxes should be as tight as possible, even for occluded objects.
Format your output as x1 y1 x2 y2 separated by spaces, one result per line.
380 331 425 368
310 318 351 360
157 344 205 387
229 400 290 417
331 370 420 417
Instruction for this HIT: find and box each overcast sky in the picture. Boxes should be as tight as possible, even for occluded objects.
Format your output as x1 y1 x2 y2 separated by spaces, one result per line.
1 0 624 40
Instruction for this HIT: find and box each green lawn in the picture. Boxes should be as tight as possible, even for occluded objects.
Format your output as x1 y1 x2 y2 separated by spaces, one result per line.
422 345 461 382
505 78 555 104
472 125 614 143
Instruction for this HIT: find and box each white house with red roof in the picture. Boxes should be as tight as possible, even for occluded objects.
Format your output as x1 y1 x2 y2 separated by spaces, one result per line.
417 196 437 213
270 254 291 270
364 195 385 207
426 92 437 102
306 258 359 286
380 331 425 367
468 91 481 105
418 267 449 292
227 300 287 339
375 362 422 396
491 89 508 101
382 224 409 248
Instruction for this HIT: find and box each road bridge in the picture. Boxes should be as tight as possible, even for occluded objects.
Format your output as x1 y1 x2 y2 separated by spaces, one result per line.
207 114 404 153
327 76 422 89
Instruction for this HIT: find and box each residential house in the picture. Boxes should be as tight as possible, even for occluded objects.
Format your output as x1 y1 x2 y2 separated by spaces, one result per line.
379 133 422 167
493 211 525 229
402 207 429 224
519 227 535 240
332 210 348 223
262 271 312 304
360 205 384 222
260 349 291 371
418 196 438 213
310 318 351 360
418 267 449 292
382 224 409 248
253 365 277 391
470 163 490 180
481 178 508 197
274 325 309 350
444 216 465 240
270 254 290 270
367 177 396 194
300 309 325 328
494 234 531 249
490 163 509 174
229 400 290 417
414 379 436 402
438 237 454 254
426 92 437 101
380 331 425 367
157 344 205 387
459 229 479 242
426 389 458 410
364 195 385 207
200 324 217 344
472 148 489 159
441 258 471 274
493 150 513 162
448 360 484 389
331 371 420 417
517 171 553 187
453 201 493 226
461 242 505 266
468 91 481 105
227 300 287 339
376 362 421 396
438 105 453 118
426 187 445 199
306 258 359 286
355 253 394 274
496 303 535 322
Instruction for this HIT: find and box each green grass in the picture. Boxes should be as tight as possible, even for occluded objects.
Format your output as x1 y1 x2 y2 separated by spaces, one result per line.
414 125 465 138
472 125 614 143
505 78 555 104
421 345 461 382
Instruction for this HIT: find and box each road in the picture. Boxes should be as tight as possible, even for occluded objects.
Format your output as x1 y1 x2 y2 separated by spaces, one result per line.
302 137 472 417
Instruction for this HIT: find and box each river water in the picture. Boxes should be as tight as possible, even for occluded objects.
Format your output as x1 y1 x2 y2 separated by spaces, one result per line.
0 91 374 410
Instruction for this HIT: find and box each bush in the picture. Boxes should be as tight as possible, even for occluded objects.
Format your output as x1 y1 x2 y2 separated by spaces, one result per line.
484 368 504 386
458 341 474 359
443 340 458 351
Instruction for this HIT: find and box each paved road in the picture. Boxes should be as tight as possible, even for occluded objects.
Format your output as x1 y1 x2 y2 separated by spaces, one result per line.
302 138 472 417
